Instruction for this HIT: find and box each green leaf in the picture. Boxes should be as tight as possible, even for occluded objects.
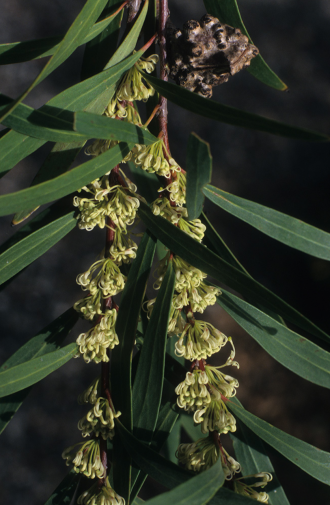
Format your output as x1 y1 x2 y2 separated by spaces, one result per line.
203 0 288 91
111 231 157 502
117 419 254 505
0 100 87 144
74 111 157 145
44 471 79 505
81 1 125 80
0 6 124 65
143 460 224 505
0 207 76 285
0 50 144 177
204 185 330 260
217 289 330 388
0 308 78 434
0 142 133 217
231 420 290 505
202 213 285 325
133 262 175 443
11 141 85 225
143 74 329 142
181 414 202 443
0 343 77 398
130 398 180 503
138 202 330 344
128 161 159 203
186 133 212 220
163 419 181 464
0 0 109 123
229 397 330 486
106 0 149 68
0 97 157 144
0 130 45 179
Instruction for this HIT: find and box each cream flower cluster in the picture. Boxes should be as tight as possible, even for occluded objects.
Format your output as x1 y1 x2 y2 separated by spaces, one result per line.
75 309 119 363
131 140 180 178
73 184 140 232
62 439 106 479
77 478 125 505
78 396 121 440
147 254 221 339
233 473 273 503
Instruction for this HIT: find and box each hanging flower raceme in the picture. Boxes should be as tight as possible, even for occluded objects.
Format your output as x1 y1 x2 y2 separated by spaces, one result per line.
159 170 187 206
73 185 140 232
151 198 206 241
109 228 138 265
77 477 125 505
175 320 228 361
78 396 121 439
74 291 103 321
176 435 220 472
220 446 241 480
75 309 119 363
205 363 239 398
106 99 143 126
175 369 211 411
233 473 273 503
193 390 237 434
131 140 180 178
62 439 106 479
76 258 126 298
78 377 100 405
115 54 159 102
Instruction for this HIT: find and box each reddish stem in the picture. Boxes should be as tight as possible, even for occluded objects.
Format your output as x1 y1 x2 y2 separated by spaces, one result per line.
158 0 170 155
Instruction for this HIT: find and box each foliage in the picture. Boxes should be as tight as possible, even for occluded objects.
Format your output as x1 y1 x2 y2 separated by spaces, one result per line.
0 0 329 504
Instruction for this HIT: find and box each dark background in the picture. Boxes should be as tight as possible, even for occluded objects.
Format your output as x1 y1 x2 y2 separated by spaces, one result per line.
0 0 330 503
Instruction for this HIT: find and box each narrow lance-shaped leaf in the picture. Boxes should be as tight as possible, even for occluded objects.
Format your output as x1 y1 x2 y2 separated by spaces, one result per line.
0 97 158 145
74 111 157 145
133 261 175 443
186 133 212 220
0 0 109 123
203 0 288 91
44 471 79 505
231 419 291 505
143 74 329 142
106 0 149 68
138 202 330 344
130 395 181 503
11 47 146 223
202 212 285 324
0 4 125 65
204 184 330 260
0 207 76 285
111 231 157 503
217 289 330 388
0 308 78 434
0 343 77 398
229 397 330 486
12 141 85 225
143 459 224 505
0 49 145 178
80 0 125 80
117 419 254 505
0 142 133 217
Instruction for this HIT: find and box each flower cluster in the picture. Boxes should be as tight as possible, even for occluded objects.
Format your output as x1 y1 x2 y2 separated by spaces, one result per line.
62 439 106 479
131 140 180 178
78 396 121 440
75 309 119 363
73 184 140 232
233 473 273 503
77 478 125 505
